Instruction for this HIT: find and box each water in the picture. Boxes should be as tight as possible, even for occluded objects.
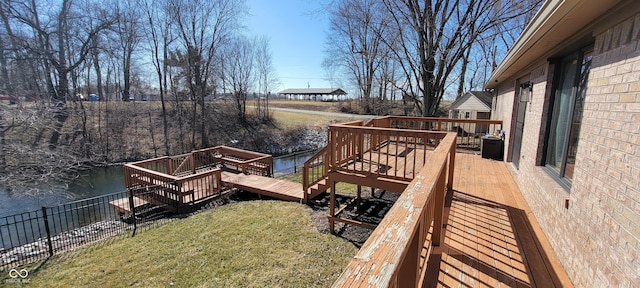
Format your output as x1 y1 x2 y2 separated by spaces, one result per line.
272 150 317 176
0 166 125 217
0 151 316 254
0 150 316 217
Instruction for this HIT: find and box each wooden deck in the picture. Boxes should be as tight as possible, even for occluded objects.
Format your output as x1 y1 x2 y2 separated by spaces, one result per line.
424 153 572 287
336 140 429 183
221 171 304 202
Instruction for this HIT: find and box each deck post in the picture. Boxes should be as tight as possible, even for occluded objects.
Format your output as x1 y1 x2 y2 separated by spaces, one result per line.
329 179 336 234
356 185 362 207
448 136 456 191
190 153 196 174
432 166 447 247
302 165 309 203
128 191 137 236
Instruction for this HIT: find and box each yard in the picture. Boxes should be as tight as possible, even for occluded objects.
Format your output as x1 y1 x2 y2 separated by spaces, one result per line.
20 201 358 287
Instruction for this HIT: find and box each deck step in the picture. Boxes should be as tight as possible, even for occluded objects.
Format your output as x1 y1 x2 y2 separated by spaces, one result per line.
109 196 150 214
307 178 329 200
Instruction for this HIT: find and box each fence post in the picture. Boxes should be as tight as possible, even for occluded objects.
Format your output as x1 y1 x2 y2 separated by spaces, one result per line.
128 190 137 236
41 207 54 257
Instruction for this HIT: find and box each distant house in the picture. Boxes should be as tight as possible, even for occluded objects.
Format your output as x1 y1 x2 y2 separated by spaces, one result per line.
448 91 492 120
448 91 493 134
486 0 640 286
278 88 347 101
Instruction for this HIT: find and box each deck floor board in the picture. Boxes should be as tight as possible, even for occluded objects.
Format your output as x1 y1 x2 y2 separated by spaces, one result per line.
221 172 304 202
424 153 573 288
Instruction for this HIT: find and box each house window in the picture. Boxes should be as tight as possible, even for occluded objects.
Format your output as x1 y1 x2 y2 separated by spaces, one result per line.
465 112 470 119
544 46 592 186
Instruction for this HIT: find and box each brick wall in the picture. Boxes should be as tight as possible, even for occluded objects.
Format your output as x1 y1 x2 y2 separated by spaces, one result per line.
492 12 640 287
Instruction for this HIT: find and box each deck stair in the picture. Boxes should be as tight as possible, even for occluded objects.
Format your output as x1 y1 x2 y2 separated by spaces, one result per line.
306 178 329 200
302 146 331 203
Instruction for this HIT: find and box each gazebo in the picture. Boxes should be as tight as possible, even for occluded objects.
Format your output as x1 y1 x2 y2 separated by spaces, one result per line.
278 88 347 101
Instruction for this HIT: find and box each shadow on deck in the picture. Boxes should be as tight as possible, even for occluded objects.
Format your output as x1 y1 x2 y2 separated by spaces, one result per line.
423 153 572 287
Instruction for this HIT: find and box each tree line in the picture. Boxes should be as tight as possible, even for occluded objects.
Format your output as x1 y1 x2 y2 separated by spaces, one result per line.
0 0 279 191
0 0 542 191
323 0 542 116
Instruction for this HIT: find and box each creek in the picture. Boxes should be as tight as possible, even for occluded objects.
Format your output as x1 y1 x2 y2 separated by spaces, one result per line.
0 150 317 217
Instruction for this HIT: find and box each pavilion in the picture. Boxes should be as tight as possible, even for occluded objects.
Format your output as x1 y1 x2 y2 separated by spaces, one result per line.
278 88 347 101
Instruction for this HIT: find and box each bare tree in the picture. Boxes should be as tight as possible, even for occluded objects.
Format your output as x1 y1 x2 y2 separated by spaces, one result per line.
378 0 543 116
167 0 245 148
223 36 254 121
6 0 113 145
456 0 543 97
143 0 175 155
0 104 14 174
0 0 32 103
254 35 278 119
324 0 392 114
114 0 142 102
324 0 541 115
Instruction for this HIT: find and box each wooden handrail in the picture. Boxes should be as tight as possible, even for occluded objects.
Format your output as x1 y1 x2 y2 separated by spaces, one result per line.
241 154 273 176
124 162 223 211
302 146 329 202
328 124 448 181
332 132 457 287
379 116 502 151
124 145 270 210
337 120 365 126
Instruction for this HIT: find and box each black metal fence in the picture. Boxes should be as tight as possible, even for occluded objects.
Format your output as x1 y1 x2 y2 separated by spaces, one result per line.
0 190 162 271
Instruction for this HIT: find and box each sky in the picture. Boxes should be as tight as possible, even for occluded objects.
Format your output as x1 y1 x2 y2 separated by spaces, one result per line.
245 0 334 93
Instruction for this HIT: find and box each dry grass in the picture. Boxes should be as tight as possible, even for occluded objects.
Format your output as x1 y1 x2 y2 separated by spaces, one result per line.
246 105 362 129
249 100 339 113
23 201 357 287
269 109 339 129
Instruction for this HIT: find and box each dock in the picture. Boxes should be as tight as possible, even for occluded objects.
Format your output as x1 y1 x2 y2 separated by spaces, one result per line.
111 146 316 214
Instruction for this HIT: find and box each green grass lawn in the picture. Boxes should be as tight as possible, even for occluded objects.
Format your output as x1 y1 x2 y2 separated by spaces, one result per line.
24 201 357 287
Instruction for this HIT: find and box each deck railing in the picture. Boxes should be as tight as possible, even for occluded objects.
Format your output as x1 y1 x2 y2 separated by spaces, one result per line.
328 123 448 182
123 164 223 212
333 132 456 287
202 146 273 177
372 116 502 150
302 146 329 202
123 146 269 212
128 146 273 179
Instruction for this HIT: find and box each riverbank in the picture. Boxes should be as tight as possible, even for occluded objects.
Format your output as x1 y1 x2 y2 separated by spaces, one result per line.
0 101 366 193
